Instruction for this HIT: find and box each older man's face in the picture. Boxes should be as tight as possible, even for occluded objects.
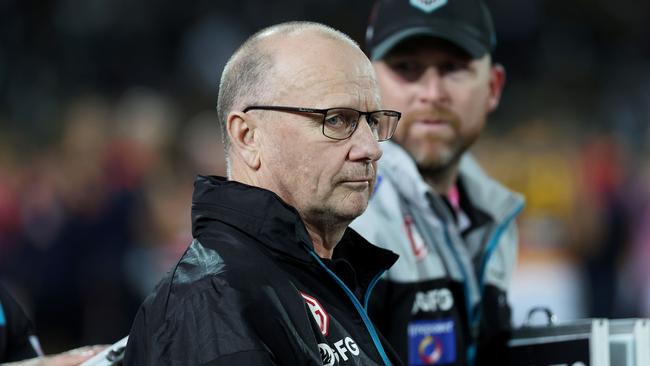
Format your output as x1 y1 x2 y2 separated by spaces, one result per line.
254 34 382 226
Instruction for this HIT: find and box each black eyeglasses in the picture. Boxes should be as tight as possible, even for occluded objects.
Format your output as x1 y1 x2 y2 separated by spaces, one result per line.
242 106 401 142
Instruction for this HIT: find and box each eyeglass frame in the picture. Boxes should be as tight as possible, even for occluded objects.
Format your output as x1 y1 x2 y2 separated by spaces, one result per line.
242 105 401 142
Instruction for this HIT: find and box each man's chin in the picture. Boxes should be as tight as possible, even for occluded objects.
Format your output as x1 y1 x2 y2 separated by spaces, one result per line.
410 148 455 171
338 201 370 223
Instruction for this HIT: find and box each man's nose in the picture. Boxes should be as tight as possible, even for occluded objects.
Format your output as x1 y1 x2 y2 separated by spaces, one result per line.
418 68 448 105
348 118 383 162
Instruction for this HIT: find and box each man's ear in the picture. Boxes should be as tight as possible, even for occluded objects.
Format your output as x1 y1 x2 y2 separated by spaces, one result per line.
227 111 261 170
487 63 506 112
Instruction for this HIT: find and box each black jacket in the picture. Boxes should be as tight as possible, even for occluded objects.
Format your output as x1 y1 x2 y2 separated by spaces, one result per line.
0 283 39 363
124 176 402 366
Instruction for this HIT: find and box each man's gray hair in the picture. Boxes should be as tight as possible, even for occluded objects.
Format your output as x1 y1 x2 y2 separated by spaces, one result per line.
216 21 360 175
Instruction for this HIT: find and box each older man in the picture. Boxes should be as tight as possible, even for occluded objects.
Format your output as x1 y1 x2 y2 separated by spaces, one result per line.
123 22 403 365
352 0 525 365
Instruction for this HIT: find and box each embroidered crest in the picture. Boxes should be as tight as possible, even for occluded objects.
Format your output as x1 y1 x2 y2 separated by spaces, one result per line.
410 0 448 13
301 292 330 336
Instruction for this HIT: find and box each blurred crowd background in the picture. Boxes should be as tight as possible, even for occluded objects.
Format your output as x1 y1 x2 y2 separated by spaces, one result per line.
1 0 649 353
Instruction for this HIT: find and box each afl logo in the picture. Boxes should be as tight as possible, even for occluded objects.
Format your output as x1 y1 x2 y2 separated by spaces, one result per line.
418 335 443 364
300 292 329 336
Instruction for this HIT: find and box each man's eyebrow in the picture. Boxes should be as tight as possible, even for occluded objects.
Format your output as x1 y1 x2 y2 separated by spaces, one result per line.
383 51 413 59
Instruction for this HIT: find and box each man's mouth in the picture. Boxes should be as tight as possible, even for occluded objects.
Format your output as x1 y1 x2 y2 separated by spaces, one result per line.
412 119 452 131
417 117 448 125
339 176 374 189
341 177 373 184
340 180 371 191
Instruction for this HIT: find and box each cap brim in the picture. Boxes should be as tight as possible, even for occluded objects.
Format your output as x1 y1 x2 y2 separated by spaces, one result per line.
371 26 488 60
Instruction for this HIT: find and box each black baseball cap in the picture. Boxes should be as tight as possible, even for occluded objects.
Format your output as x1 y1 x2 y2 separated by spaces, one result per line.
366 0 497 60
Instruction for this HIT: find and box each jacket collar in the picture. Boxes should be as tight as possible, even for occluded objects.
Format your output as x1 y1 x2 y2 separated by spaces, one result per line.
192 175 313 263
377 141 524 223
456 153 525 223
191 176 398 276
333 229 399 290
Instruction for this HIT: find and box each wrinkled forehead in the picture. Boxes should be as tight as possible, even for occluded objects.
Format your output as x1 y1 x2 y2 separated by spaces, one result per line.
267 34 380 108
288 66 379 108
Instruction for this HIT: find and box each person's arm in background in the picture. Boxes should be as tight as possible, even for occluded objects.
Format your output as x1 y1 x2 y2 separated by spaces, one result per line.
1 283 41 363
2 345 104 366
1 284 104 366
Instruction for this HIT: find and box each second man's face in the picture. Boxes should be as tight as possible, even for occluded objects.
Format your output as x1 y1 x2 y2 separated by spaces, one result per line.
374 37 502 174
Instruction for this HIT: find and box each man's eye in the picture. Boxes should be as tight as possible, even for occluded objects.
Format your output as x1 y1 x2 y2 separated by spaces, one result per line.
389 60 424 81
324 115 347 129
395 60 422 72
439 61 468 75
367 114 380 127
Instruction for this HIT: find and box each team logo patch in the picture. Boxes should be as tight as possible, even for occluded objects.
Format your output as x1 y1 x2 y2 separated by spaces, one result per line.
300 292 329 336
404 215 428 261
408 319 456 365
319 343 336 366
319 338 361 365
410 0 448 13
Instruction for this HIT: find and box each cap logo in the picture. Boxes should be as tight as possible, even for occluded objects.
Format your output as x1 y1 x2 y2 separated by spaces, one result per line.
409 0 448 13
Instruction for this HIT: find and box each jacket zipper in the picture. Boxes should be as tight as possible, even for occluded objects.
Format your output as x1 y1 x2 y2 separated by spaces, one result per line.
439 220 476 364
466 201 524 364
476 202 525 311
448 201 524 366
307 251 392 366
363 271 385 311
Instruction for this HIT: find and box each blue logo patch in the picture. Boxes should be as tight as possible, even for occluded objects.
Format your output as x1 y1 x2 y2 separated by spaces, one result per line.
408 319 456 365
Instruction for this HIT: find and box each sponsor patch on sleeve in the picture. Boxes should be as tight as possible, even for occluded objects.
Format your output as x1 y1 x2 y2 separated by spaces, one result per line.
407 318 456 365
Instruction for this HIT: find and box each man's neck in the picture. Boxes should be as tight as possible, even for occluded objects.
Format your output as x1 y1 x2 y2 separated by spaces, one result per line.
421 163 459 194
304 221 347 259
